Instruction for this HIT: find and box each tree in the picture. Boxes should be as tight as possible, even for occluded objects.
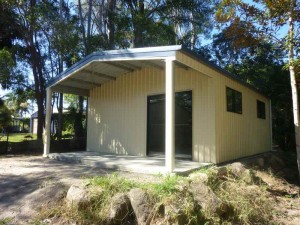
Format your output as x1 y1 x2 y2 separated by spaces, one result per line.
64 94 87 138
0 98 11 129
1 1 72 139
4 89 34 117
118 0 217 48
0 98 12 152
216 0 300 176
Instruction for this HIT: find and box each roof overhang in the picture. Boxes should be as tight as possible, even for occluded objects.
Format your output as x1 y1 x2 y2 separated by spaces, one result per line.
48 45 183 97
47 45 269 98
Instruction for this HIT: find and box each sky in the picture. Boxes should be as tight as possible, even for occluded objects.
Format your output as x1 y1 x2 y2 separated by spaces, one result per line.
0 87 9 98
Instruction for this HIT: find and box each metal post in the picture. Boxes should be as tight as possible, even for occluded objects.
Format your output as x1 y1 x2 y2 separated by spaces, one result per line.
165 59 175 172
43 87 52 157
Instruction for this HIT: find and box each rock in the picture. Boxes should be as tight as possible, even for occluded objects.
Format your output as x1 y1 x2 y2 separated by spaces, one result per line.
65 184 91 209
148 203 165 225
162 197 194 225
241 169 265 185
108 193 132 225
129 188 153 225
216 166 228 178
229 162 246 178
241 169 253 184
269 155 285 171
165 204 188 225
256 158 265 168
188 172 209 184
42 218 51 223
190 179 227 217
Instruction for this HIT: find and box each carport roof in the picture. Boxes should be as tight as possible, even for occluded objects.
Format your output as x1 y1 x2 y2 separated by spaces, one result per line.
47 45 268 98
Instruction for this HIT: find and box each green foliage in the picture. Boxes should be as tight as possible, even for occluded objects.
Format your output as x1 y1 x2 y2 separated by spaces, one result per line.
0 49 15 89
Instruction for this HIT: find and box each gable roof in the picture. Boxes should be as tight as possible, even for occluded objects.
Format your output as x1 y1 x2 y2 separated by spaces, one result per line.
47 45 268 98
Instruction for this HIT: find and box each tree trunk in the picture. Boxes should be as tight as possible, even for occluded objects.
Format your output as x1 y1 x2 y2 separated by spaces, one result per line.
78 0 87 54
74 96 84 139
132 0 145 47
107 0 116 49
36 95 45 140
5 129 9 153
87 0 92 54
57 93 63 139
288 0 300 178
56 0 64 140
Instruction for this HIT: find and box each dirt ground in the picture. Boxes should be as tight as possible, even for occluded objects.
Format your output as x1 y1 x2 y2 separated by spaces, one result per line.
0 155 158 225
1 155 300 225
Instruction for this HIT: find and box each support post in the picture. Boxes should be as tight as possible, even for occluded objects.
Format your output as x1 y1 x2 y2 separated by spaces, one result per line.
165 58 175 172
43 87 52 157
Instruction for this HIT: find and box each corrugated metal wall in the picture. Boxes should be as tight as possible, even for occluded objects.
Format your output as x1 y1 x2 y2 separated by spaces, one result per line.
176 52 271 163
87 66 216 163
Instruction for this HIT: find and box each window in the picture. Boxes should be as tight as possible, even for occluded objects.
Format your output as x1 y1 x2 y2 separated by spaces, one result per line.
226 87 242 114
257 100 266 119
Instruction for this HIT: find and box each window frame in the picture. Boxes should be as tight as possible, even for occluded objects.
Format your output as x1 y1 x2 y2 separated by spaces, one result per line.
226 87 242 114
257 100 266 119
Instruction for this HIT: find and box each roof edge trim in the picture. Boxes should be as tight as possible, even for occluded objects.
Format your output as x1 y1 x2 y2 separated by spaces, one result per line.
47 45 182 88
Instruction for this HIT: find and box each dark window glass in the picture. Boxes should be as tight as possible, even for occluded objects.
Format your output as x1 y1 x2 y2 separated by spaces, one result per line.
226 87 242 114
257 100 266 119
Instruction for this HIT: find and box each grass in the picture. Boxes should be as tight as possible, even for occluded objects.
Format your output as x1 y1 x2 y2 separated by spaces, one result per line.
0 133 37 143
147 174 182 200
0 218 13 225
36 170 278 225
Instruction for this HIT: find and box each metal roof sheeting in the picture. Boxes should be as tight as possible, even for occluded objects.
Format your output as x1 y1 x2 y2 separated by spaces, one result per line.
47 45 268 98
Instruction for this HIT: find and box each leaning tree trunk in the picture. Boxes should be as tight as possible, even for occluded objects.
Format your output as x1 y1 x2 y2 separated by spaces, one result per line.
287 0 300 179
74 96 84 139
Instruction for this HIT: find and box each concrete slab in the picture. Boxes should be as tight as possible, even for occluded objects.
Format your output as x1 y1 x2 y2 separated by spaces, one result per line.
48 151 211 174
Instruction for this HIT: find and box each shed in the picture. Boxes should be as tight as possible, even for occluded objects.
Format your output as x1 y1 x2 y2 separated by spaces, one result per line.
43 45 272 172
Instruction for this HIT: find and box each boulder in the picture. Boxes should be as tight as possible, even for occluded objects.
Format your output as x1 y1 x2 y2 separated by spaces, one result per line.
269 155 285 171
241 169 254 184
108 193 132 225
216 166 228 178
164 204 188 225
229 162 246 178
190 179 228 217
129 188 153 225
188 172 209 184
256 158 265 168
65 184 91 209
241 169 265 185
148 203 165 225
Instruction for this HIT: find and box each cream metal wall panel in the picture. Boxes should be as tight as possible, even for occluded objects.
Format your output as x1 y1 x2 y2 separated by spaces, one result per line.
87 66 216 163
214 77 271 163
176 51 271 163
